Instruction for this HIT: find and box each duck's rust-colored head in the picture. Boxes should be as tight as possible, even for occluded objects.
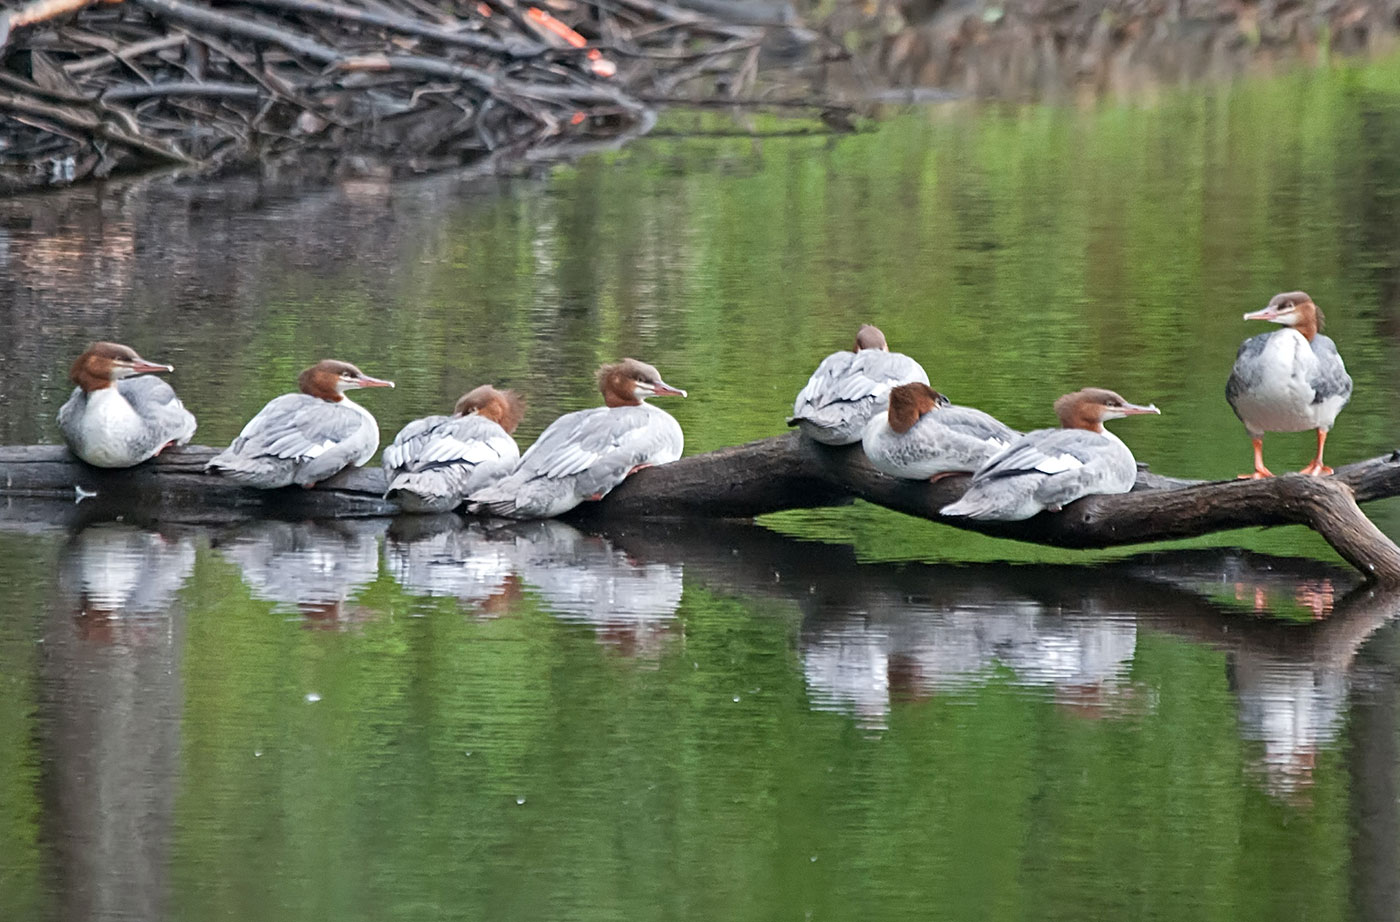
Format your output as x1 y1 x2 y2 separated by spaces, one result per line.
69 342 173 393
454 385 526 434
1243 291 1324 341
596 359 687 408
1053 388 1160 433
886 382 950 434
297 359 395 402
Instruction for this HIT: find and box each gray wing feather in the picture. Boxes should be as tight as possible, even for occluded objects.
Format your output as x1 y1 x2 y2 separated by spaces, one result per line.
383 415 511 475
382 415 451 473
384 416 519 510
230 394 366 459
522 406 678 483
792 351 928 420
1031 444 1136 509
56 388 81 432
470 405 681 517
972 428 1098 483
210 394 376 486
1225 333 1271 411
1309 335 1353 405
117 376 197 444
937 405 1019 443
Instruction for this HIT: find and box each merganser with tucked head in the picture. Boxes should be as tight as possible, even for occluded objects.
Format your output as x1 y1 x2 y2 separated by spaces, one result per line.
467 359 686 519
863 382 1019 481
382 385 525 513
940 388 1160 521
57 342 197 468
1225 291 1352 478
206 359 394 489
788 324 929 445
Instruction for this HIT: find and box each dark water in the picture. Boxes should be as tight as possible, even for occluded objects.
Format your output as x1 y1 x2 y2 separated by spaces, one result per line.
5 57 1400 920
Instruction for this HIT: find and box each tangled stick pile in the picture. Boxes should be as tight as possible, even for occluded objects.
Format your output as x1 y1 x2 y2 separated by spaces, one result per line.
0 0 820 191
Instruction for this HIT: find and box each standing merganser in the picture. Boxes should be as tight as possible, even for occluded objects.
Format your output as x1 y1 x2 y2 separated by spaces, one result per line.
57 342 197 468
1225 291 1352 478
467 359 686 519
940 388 1160 521
862 382 1020 481
382 385 525 513
207 359 394 488
788 324 929 445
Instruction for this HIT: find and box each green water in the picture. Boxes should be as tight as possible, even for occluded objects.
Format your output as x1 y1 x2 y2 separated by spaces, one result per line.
4 55 1400 920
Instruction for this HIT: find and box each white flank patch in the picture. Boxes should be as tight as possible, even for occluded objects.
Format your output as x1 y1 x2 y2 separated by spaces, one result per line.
1034 453 1083 475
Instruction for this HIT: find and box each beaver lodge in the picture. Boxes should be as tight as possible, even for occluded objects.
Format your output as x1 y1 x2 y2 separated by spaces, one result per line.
0 0 827 192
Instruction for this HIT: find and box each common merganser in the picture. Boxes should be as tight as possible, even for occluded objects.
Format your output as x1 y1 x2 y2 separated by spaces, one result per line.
1225 291 1352 478
382 385 525 513
788 324 929 445
57 342 196 468
207 359 394 489
862 382 1019 481
940 388 1160 521
467 358 686 519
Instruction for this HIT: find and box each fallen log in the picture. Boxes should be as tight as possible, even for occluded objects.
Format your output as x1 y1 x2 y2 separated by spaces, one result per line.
0 445 396 522
577 434 1400 584
4 434 1400 583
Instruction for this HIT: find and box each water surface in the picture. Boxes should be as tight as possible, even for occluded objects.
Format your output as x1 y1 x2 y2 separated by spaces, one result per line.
4 55 1400 921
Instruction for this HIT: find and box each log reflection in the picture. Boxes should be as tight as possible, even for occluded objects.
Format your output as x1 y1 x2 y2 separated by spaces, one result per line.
589 520 1400 799
38 524 194 922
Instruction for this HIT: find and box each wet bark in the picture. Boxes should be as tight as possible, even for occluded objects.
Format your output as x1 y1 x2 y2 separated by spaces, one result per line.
581 434 1400 585
4 435 1400 583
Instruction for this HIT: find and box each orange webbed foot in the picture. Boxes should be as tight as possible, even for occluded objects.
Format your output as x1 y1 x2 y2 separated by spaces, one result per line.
1300 462 1334 476
927 471 959 483
1237 469 1273 480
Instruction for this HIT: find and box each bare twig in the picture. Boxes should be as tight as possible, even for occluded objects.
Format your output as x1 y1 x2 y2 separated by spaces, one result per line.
63 33 186 74
240 0 543 57
100 81 263 101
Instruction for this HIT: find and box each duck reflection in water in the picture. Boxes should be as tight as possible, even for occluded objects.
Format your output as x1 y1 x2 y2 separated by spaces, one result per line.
384 515 523 617
47 523 193 920
798 556 1355 796
494 521 684 660
59 523 196 644
1232 649 1347 800
801 605 1142 731
597 521 1393 803
214 519 386 628
384 519 684 658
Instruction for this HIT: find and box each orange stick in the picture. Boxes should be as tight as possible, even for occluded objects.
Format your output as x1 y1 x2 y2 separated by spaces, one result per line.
526 6 586 48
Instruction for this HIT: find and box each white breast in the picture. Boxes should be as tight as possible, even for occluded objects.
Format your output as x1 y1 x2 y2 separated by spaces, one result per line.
74 389 147 467
1232 330 1321 434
